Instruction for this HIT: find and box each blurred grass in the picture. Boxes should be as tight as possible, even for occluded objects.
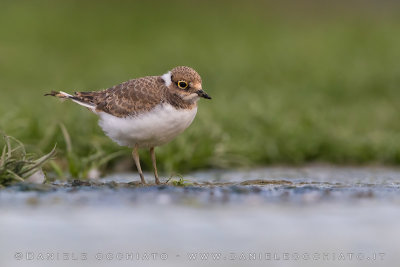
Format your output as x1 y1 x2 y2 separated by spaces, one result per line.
1 0 400 175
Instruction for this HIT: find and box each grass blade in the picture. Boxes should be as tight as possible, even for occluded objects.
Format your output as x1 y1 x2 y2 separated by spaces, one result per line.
59 123 72 153
0 144 6 168
6 169 25 182
19 145 57 176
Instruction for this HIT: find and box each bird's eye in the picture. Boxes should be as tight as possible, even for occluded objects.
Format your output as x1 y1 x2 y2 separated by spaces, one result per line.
177 81 188 89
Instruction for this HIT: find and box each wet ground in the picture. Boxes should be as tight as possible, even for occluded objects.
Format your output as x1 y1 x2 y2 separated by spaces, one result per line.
1 166 400 267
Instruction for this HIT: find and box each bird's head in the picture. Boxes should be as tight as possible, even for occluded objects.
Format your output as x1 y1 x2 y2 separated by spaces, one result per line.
161 66 211 102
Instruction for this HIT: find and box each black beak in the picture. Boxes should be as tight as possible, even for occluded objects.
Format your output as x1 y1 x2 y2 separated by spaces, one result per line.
197 90 212 99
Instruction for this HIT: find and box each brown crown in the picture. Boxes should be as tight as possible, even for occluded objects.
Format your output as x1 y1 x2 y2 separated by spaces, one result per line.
170 66 202 85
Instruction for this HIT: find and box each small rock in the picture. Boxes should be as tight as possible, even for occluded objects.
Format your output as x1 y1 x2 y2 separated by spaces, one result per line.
26 169 45 184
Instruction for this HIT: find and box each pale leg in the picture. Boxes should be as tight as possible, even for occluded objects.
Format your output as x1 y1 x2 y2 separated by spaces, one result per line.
150 147 160 184
132 144 146 184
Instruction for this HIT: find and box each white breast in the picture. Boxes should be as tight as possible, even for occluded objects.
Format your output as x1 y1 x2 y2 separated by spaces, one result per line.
98 104 197 148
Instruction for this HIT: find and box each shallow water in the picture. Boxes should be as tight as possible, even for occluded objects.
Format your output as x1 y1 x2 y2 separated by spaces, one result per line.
1 166 400 267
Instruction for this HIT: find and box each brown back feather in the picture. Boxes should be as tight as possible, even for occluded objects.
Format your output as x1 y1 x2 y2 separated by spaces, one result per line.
73 76 164 117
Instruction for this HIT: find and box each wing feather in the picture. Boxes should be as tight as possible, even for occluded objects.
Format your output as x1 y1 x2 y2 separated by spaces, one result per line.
75 76 165 117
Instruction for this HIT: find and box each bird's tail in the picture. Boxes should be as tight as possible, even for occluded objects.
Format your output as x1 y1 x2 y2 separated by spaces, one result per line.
44 90 73 99
45 90 96 110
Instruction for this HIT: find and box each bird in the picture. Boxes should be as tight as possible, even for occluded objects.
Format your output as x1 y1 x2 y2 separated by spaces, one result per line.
45 66 211 184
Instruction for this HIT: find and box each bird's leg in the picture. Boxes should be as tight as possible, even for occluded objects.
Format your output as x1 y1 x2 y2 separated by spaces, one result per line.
150 147 160 184
132 144 146 184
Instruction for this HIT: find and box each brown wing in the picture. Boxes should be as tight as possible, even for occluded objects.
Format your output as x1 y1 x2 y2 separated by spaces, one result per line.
73 76 165 117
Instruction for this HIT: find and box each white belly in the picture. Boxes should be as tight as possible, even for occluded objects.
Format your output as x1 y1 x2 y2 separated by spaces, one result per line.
98 104 197 148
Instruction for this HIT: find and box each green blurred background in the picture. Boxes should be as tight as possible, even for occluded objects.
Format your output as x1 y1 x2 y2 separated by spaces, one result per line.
1 0 400 176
